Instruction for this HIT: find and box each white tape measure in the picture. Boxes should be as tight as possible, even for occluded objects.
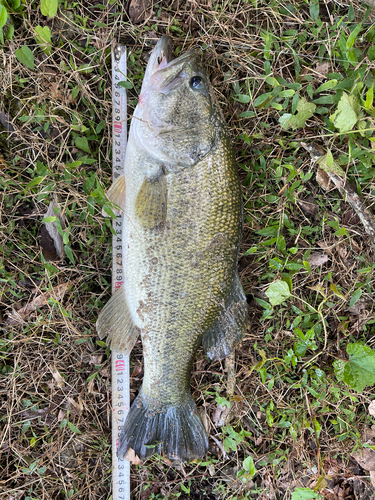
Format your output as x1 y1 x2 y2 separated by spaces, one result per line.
111 42 131 500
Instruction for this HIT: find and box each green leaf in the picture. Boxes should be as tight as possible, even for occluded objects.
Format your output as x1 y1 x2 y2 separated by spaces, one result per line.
315 79 338 93
40 0 58 18
75 136 91 153
349 289 362 307
118 80 132 89
347 23 362 49
0 4 8 28
333 343 375 393
279 97 316 130
265 280 291 306
243 455 256 477
329 92 360 133
233 94 251 104
309 0 319 21
68 421 81 434
34 25 52 55
238 111 255 118
291 487 323 499
15 46 35 70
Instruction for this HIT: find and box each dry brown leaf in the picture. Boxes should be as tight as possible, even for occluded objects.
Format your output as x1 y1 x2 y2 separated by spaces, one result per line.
369 401 375 417
128 0 152 24
52 368 65 388
347 298 370 315
307 252 329 267
298 198 319 217
67 397 84 413
370 470 375 488
351 448 375 471
315 62 330 77
125 447 143 464
316 167 333 191
6 282 70 325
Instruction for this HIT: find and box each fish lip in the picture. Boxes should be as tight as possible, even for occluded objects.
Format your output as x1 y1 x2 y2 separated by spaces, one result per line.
141 37 200 94
150 35 173 75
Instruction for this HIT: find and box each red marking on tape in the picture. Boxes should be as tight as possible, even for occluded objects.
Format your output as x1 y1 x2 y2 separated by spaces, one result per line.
115 281 123 291
116 360 125 371
114 122 122 133
116 438 119 449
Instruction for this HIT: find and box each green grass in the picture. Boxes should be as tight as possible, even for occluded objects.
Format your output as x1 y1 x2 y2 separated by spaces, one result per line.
1 0 375 499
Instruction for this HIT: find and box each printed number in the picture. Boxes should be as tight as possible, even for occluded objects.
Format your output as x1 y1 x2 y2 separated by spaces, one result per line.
118 378 123 383
117 354 123 359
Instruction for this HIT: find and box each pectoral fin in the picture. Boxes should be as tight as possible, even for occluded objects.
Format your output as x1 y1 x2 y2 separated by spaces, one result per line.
134 171 167 229
106 174 126 211
202 274 248 360
96 286 140 353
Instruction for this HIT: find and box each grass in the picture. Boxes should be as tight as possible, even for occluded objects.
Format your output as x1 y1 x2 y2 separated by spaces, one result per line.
1 0 375 498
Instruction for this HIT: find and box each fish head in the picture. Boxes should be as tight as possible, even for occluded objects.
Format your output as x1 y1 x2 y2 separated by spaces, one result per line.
134 36 224 168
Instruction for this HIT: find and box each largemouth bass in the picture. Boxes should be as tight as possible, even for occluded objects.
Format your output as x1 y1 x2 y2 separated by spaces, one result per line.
97 36 248 462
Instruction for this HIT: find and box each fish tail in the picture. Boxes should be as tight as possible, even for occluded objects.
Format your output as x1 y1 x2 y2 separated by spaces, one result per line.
117 393 208 462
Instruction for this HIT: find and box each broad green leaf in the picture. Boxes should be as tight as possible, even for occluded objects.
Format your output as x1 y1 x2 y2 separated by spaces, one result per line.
349 288 362 307
40 0 58 18
265 280 291 306
75 136 91 153
243 455 256 477
0 4 8 28
333 343 375 393
291 488 323 500
233 94 251 104
279 98 316 130
15 46 34 70
315 79 338 93
34 25 52 55
329 92 360 133
309 1 319 21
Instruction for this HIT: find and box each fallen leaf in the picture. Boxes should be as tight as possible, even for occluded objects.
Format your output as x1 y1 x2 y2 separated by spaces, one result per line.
316 167 333 191
52 368 65 388
347 298 370 315
351 448 375 471
279 98 316 130
307 253 329 267
370 470 375 488
330 92 361 133
315 62 330 77
6 282 70 325
128 0 152 24
125 447 142 464
369 401 375 417
298 198 318 217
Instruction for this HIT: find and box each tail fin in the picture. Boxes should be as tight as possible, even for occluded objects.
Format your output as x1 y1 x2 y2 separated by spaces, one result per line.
117 393 208 462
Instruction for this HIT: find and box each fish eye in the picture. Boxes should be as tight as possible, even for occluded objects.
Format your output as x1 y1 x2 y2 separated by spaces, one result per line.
190 76 204 90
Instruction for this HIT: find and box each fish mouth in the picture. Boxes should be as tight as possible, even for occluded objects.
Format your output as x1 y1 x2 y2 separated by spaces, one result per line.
141 36 200 93
148 35 174 76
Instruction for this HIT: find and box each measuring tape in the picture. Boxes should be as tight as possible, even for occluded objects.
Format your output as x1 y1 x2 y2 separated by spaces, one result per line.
111 42 131 500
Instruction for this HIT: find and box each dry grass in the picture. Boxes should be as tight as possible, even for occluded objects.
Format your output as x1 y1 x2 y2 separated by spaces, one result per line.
1 0 375 499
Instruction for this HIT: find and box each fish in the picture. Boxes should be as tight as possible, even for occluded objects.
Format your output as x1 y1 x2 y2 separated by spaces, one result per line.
96 35 248 462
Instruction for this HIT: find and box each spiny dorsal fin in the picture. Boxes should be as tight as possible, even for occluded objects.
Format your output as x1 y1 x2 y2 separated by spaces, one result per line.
134 171 167 229
96 286 140 353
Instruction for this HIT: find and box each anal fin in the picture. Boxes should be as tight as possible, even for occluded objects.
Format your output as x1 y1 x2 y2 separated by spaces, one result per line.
202 274 248 360
96 286 140 353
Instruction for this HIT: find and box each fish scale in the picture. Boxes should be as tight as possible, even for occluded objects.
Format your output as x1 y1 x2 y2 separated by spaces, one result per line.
97 35 248 462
